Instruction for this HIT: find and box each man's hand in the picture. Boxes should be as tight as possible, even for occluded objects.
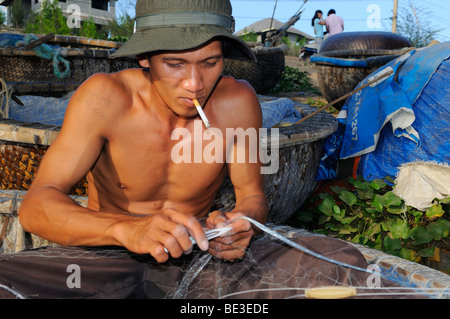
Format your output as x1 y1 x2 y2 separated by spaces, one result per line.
205 210 253 261
112 208 209 263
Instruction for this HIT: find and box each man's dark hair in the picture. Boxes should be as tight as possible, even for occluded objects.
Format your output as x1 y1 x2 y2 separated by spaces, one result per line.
328 9 336 16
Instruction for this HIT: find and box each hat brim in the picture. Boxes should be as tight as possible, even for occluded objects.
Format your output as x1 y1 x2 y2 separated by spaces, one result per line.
110 25 256 62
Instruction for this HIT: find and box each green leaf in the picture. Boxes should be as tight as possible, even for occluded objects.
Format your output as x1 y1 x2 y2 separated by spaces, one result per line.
340 216 357 225
390 219 410 239
384 236 402 250
330 185 347 195
383 191 403 206
410 225 434 245
427 220 450 240
366 223 381 238
386 206 404 214
339 190 358 207
399 248 420 262
426 204 444 219
371 195 385 212
296 211 314 223
369 179 387 190
352 234 368 245
333 205 341 216
417 247 436 258
318 198 335 217
337 224 358 235
437 196 450 204
318 215 331 225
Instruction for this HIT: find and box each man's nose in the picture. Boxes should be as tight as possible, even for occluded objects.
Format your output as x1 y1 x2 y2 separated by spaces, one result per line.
181 67 204 92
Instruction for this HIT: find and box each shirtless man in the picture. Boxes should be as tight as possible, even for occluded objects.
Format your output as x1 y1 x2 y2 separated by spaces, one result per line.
0 0 379 300
18 1 268 264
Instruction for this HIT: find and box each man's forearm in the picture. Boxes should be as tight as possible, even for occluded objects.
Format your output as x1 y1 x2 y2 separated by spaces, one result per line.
19 186 129 247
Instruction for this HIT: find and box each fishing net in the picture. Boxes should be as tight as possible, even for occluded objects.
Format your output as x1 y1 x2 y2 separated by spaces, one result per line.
0 219 447 299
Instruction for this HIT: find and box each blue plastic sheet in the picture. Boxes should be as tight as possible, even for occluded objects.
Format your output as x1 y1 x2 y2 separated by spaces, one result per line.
7 95 302 129
8 94 71 126
260 97 302 128
317 42 450 181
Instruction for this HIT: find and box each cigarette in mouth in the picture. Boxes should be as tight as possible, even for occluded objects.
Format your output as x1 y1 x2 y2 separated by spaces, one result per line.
193 99 210 128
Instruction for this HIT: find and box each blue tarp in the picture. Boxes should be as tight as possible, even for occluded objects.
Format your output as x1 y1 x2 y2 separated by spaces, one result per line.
8 94 71 126
317 42 450 181
260 97 302 128
7 95 302 128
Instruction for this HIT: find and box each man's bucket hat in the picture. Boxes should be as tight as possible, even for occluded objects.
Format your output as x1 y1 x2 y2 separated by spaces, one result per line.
111 0 256 62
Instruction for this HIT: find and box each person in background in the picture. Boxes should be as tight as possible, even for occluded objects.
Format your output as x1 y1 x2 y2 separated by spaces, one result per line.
311 10 326 51
325 9 344 36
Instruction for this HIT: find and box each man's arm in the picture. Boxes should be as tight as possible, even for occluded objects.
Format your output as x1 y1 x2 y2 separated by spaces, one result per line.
19 73 207 263
206 79 268 260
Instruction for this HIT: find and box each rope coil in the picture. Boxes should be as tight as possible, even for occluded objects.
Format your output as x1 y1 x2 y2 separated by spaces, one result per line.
0 78 12 119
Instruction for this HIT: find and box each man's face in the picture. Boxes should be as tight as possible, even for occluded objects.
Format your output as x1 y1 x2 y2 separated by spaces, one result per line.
147 40 224 118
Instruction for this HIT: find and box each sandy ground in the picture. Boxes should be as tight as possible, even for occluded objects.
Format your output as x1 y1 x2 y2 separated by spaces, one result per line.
284 55 319 87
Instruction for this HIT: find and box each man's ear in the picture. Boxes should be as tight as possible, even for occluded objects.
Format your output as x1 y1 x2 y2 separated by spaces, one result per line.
137 54 150 68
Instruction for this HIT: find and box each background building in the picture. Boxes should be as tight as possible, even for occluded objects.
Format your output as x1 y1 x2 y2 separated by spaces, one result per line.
235 18 313 44
0 0 116 27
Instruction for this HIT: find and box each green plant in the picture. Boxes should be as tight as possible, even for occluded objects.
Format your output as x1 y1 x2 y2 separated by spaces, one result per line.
238 29 258 42
269 66 321 94
305 97 338 115
294 176 449 271
25 0 71 35
80 17 98 39
0 8 6 26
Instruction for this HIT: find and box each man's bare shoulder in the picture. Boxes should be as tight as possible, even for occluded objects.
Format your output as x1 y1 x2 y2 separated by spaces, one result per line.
67 69 145 117
212 76 262 128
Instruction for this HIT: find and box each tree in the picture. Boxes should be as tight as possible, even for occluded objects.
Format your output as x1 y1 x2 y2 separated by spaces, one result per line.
25 0 71 35
106 12 134 42
0 9 6 27
10 0 30 29
80 17 98 39
394 3 439 47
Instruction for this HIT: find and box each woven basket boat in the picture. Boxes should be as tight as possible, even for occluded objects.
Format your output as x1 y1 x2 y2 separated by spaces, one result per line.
1 34 286 96
0 48 139 96
223 43 287 94
311 32 413 110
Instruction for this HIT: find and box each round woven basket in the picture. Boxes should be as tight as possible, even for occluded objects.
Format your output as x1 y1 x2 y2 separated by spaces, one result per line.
0 46 139 95
312 32 413 110
223 44 287 94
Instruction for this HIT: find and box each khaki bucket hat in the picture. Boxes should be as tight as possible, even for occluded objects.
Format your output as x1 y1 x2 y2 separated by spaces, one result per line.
111 0 256 62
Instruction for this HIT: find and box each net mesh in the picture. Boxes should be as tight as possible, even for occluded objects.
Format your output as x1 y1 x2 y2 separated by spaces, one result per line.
0 221 448 299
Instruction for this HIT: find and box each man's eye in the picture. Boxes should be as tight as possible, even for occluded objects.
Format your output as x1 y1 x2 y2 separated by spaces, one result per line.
204 62 217 67
167 63 182 68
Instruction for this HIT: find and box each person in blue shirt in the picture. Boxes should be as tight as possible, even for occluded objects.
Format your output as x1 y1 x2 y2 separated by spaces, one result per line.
311 10 326 51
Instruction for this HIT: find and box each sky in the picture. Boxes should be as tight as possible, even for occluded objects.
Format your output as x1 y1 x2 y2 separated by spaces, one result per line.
112 0 450 43
2 0 444 42
229 0 450 42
